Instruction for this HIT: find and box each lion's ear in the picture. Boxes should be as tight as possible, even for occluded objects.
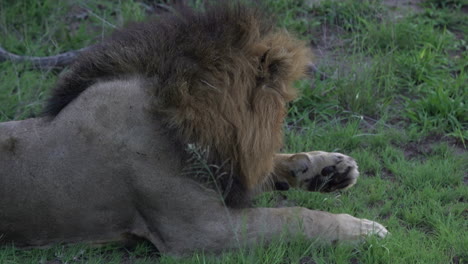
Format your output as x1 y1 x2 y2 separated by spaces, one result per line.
252 45 283 81
250 43 270 57
251 44 271 77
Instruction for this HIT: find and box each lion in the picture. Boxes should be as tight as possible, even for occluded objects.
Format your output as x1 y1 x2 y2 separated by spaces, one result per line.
0 2 387 256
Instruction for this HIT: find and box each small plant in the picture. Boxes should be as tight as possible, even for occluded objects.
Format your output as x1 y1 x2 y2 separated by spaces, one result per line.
309 0 385 32
422 0 466 9
415 7 468 32
406 85 467 141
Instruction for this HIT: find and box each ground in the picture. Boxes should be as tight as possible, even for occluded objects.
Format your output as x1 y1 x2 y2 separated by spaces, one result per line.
0 0 466 263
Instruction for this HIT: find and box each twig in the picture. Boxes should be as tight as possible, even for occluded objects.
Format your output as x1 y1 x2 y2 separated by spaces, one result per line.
0 46 91 70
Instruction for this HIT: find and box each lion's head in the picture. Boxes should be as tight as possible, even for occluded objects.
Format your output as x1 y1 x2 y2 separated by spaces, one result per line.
155 3 312 192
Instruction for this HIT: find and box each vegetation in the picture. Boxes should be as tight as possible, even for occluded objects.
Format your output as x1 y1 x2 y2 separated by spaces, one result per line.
0 0 466 263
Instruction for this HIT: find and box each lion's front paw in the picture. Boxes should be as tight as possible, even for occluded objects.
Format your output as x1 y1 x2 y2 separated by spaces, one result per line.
301 210 389 243
359 218 389 239
291 151 359 192
336 214 389 241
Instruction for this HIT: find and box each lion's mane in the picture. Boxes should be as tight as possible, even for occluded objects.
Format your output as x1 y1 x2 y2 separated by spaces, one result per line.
45 2 312 206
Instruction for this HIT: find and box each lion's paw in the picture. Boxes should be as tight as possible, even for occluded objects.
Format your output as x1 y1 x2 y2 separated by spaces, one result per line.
292 151 359 192
359 218 389 239
336 214 389 241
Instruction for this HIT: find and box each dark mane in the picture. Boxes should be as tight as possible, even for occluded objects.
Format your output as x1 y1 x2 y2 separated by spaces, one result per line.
44 2 272 116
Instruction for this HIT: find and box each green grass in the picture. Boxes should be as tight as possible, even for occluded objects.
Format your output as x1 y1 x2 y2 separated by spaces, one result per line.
1 0 467 263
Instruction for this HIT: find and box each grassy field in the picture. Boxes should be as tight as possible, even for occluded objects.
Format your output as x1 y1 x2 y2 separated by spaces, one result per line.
0 0 466 263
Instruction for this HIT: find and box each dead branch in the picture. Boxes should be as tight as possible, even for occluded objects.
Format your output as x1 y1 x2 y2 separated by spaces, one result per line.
0 46 91 70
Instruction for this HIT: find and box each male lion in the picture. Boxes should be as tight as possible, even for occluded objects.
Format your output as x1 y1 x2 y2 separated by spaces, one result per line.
0 2 387 256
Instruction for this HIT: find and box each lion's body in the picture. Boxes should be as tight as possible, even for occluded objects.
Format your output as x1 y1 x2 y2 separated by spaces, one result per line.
0 79 178 247
1 79 239 253
0 3 387 255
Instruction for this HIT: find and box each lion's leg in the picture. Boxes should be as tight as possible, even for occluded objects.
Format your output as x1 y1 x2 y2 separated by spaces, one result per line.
228 208 388 250
230 207 388 248
135 192 387 255
272 151 359 192
131 170 387 256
